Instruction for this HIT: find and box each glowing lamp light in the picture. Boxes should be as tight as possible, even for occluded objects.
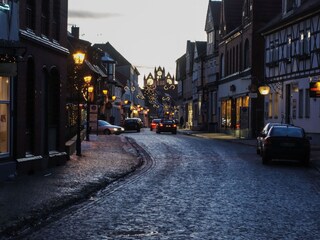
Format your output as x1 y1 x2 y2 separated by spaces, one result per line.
124 100 129 105
258 86 270 95
102 89 108 95
112 95 117 101
73 52 85 65
83 75 92 84
88 86 94 93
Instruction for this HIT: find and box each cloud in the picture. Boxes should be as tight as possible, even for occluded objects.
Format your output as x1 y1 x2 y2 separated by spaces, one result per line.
68 10 121 19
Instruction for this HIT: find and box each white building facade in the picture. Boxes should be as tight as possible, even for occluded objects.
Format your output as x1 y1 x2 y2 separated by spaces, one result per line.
262 0 320 137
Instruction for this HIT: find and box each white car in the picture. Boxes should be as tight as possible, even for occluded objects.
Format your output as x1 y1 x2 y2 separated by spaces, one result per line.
91 120 124 135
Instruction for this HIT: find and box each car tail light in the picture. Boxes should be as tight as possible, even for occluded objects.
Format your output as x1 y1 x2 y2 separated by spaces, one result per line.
264 138 272 146
159 123 164 127
173 124 177 127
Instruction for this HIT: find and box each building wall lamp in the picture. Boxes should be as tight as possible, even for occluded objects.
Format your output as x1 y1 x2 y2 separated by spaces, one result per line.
258 85 271 95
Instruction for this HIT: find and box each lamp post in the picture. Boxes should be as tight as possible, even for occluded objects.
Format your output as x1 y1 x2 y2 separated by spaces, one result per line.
73 51 85 156
84 75 92 141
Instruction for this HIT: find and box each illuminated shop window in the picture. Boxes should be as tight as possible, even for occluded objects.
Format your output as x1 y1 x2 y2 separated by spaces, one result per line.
0 77 10 154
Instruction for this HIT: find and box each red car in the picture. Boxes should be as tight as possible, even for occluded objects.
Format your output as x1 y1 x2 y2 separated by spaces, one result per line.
150 119 161 131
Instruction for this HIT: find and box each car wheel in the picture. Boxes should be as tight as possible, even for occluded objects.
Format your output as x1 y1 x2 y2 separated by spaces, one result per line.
302 154 310 166
150 128 152 131
137 128 140 132
172 131 177 134
103 129 111 135
156 131 160 134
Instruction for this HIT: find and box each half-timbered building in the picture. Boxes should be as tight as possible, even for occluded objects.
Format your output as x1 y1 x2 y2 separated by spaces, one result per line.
261 0 320 138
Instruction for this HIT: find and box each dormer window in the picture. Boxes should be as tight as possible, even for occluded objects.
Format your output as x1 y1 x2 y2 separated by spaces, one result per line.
287 0 295 12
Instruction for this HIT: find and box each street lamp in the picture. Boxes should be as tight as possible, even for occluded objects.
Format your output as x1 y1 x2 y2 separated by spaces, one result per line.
73 51 85 156
84 75 92 141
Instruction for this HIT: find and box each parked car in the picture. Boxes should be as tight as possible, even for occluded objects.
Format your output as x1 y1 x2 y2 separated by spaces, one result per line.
256 122 291 155
123 118 141 132
150 119 161 131
91 120 124 135
261 125 311 165
156 119 177 134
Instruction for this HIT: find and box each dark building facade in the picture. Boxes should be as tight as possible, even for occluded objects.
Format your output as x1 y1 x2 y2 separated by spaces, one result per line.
15 0 69 174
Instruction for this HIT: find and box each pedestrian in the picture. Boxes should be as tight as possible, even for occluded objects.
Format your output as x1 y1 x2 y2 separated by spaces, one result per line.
179 116 184 129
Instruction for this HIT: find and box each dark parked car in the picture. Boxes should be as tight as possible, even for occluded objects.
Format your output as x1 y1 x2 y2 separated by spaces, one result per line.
150 119 161 131
156 119 177 134
261 125 311 165
256 123 291 155
123 118 141 132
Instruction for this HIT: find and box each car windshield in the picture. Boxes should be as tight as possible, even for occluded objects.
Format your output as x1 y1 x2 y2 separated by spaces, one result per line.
162 120 173 124
270 127 303 137
99 121 111 126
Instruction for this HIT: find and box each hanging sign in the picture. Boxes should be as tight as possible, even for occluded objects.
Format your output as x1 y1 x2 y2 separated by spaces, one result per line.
310 81 320 98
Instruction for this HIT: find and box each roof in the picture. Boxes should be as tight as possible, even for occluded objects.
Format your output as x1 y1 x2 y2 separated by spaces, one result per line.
93 42 131 66
210 1 222 29
222 0 244 34
195 41 207 58
261 0 320 35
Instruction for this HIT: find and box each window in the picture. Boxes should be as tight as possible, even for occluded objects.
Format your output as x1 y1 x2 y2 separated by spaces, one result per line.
244 39 250 69
26 0 35 30
305 89 310 118
41 0 50 36
273 40 279 62
299 89 303 118
0 77 10 155
220 54 225 78
52 0 60 41
287 35 292 61
287 0 295 12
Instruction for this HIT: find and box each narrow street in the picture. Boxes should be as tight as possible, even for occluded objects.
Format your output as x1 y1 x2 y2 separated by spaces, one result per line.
20 129 320 239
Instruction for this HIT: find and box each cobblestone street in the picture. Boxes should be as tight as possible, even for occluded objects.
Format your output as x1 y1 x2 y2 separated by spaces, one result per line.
20 130 320 240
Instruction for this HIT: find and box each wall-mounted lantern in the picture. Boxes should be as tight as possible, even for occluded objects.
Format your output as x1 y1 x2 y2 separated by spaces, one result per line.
258 85 270 95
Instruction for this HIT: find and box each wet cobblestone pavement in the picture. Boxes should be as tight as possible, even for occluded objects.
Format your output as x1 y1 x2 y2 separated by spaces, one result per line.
0 135 141 238
19 130 320 239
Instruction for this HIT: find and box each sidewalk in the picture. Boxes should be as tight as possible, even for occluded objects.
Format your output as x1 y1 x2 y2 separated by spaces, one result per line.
0 135 143 238
178 129 320 169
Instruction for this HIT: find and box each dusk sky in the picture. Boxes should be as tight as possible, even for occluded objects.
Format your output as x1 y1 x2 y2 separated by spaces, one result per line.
68 0 209 86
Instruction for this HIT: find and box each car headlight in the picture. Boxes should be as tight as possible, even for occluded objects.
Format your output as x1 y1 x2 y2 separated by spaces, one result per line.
113 128 118 131
121 127 124 131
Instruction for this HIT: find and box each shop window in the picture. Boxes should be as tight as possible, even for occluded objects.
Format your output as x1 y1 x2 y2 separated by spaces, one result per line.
221 99 232 128
0 77 10 155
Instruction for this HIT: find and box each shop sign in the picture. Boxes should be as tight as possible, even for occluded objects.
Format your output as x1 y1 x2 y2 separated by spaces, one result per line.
310 81 320 98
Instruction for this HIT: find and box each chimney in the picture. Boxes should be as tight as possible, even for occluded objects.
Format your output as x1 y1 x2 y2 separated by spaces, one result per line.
71 26 79 39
